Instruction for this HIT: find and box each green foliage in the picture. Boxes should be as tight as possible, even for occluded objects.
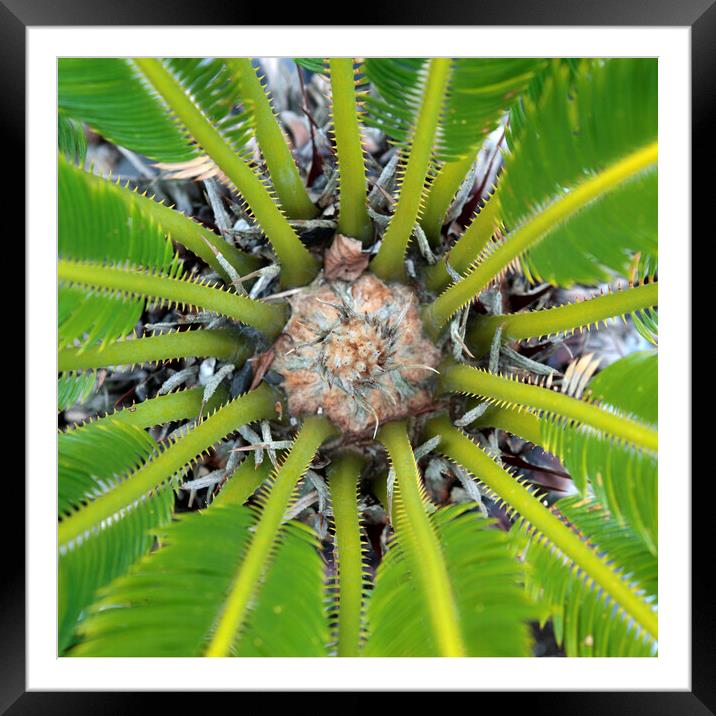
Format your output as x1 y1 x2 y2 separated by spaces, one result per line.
56 55 660 660
504 59 658 285
541 352 658 552
365 504 534 656
72 505 328 656
58 58 195 163
516 496 657 656
58 155 181 350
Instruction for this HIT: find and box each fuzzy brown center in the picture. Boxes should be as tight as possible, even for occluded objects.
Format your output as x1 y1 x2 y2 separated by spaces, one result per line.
271 273 440 436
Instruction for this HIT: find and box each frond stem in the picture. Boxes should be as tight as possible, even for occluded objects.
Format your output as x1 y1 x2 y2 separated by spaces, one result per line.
468 282 658 356
439 359 657 452
371 59 453 282
58 384 280 548
378 420 466 657
329 58 372 243
227 58 317 220
58 260 288 339
328 452 366 657
424 416 658 641
58 328 250 372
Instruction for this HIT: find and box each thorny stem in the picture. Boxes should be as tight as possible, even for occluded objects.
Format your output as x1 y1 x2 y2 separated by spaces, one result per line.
329 58 373 243
227 58 317 220
424 190 502 293
328 452 366 657
420 153 476 246
58 259 288 339
133 58 319 287
422 142 659 336
467 282 658 356
205 415 337 656
439 359 658 453
371 59 453 283
58 328 251 372
378 421 466 657
58 385 280 549
424 416 658 641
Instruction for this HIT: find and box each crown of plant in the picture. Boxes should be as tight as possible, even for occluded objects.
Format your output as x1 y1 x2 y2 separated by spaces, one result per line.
57 56 658 659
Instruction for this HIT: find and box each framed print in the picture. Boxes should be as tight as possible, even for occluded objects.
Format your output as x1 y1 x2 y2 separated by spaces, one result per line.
6 0 711 710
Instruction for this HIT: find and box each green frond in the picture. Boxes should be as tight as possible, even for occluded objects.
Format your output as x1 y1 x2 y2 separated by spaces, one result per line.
205 415 337 656
227 58 317 219
57 417 171 653
58 58 196 163
516 495 657 656
66 158 260 280
327 452 367 656
423 59 657 335
58 371 96 411
295 58 327 74
59 383 278 545
58 327 251 373
467 281 658 356
213 456 274 507
511 59 657 285
436 59 547 163
59 155 182 350
369 421 533 656
58 113 87 164
58 260 288 340
72 504 328 657
363 58 428 149
424 416 658 643
364 503 534 657
58 419 157 518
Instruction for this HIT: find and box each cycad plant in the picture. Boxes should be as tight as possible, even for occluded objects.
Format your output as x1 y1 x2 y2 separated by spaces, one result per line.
57 57 658 658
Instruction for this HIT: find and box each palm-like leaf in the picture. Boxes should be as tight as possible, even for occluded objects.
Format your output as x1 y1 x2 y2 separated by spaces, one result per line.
364 503 534 656
58 155 181 351
72 505 328 656
516 495 657 656
540 351 658 551
504 58 657 285
58 58 196 163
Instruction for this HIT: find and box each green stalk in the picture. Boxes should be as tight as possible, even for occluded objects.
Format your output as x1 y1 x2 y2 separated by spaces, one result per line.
424 191 501 292
205 415 337 656
378 421 465 657
471 404 542 445
213 457 274 507
133 58 318 287
468 282 658 356
439 359 657 453
371 59 453 282
227 58 317 220
58 384 280 549
58 260 288 339
423 142 659 336
424 416 658 641
329 58 372 243
77 162 260 280
420 153 475 245
328 452 366 657
58 328 250 372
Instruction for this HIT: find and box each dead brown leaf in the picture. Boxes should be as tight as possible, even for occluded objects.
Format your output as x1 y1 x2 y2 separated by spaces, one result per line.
249 348 276 391
323 234 369 281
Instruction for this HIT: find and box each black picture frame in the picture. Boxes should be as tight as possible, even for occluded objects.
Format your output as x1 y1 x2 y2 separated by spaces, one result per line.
5 0 708 711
